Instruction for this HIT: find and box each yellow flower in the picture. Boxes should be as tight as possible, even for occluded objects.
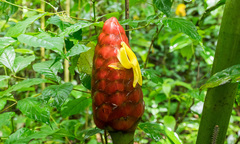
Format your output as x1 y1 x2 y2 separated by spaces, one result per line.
176 4 186 17
108 41 142 87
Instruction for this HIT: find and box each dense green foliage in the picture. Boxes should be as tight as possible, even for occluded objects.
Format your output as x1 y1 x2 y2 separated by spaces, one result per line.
0 0 239 143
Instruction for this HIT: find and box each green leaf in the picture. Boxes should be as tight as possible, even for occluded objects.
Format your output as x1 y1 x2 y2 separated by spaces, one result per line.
5 127 56 144
174 81 193 90
0 95 16 102
69 55 80 75
162 18 201 41
46 15 64 31
170 33 192 52
0 112 15 128
0 99 7 111
66 44 90 57
0 75 10 81
92 21 104 28
83 127 102 140
0 37 16 55
139 122 164 141
139 122 182 143
33 60 62 83
79 73 92 90
129 0 146 7
17 97 50 124
217 0 226 5
163 116 176 131
200 64 240 90
0 46 15 72
18 34 64 55
153 0 172 16
59 21 104 37
71 29 82 41
6 13 46 37
13 55 35 73
142 69 162 84
164 127 182 144
97 12 120 21
77 42 95 75
5 128 33 144
119 19 145 28
59 21 92 37
190 89 205 102
180 45 194 60
65 38 74 51
61 97 91 117
2 78 47 96
52 128 75 138
15 49 34 54
162 83 171 97
41 83 73 110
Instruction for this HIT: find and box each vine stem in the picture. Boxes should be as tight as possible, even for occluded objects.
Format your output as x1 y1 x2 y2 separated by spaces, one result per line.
70 16 93 22
72 88 91 94
64 0 70 83
1 0 45 13
125 24 149 31
40 0 57 12
1 0 67 17
125 0 130 39
92 0 97 34
11 75 26 80
0 102 17 114
144 24 164 68
41 0 46 90
197 1 225 26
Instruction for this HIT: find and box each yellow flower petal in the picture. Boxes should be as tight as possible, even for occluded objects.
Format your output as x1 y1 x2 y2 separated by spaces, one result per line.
108 62 124 70
136 63 142 86
108 41 142 87
176 4 186 17
121 42 142 87
133 65 139 87
117 48 132 69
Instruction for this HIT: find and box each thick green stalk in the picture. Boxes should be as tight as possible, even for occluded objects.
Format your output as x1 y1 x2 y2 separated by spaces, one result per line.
109 131 135 144
196 0 240 144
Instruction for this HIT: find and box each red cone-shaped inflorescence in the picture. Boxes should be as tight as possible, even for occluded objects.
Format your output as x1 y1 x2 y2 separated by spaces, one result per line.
91 17 144 132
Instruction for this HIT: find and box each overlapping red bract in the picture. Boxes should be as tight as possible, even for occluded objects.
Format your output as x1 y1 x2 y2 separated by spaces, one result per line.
91 17 144 131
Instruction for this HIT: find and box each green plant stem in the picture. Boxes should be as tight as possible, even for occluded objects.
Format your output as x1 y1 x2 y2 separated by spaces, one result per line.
73 88 91 94
1 0 44 13
197 0 225 26
196 0 240 143
144 24 164 68
109 131 135 144
41 0 57 12
50 115 58 127
104 130 108 144
100 133 104 144
3 66 9 87
125 24 149 31
70 16 93 22
11 75 26 80
64 0 70 83
85 107 89 129
1 0 62 15
0 102 17 114
92 0 97 34
41 0 46 90
167 97 171 116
